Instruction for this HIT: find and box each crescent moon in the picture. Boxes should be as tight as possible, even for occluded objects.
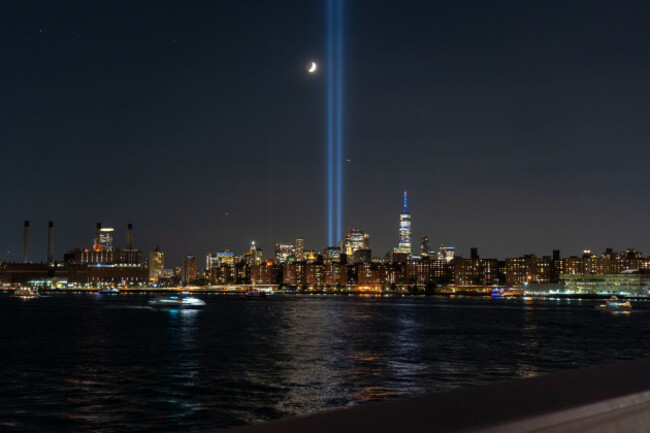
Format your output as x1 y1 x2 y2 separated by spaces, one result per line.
307 62 318 73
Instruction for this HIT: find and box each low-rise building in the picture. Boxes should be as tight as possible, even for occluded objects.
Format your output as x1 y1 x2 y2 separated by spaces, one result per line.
560 272 650 296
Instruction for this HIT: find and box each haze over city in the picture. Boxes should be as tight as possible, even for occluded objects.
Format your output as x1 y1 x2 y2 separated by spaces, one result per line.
2 1 650 265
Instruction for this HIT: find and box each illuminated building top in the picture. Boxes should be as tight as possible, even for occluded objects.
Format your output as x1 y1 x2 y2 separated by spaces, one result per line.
394 190 412 256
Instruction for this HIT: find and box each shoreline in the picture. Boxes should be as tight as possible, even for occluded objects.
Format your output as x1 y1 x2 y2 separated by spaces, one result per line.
3 286 649 301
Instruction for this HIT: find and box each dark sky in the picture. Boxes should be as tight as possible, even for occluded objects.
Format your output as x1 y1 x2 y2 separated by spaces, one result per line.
1 1 649 266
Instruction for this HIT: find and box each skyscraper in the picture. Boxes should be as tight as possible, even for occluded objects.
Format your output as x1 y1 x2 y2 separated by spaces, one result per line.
349 229 365 253
324 246 341 264
181 255 197 284
421 235 430 257
438 245 455 263
149 246 165 282
393 191 412 260
275 243 295 263
99 227 114 252
295 236 304 261
343 228 371 263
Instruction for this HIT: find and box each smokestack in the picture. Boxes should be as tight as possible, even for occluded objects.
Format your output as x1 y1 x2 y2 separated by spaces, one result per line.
23 220 30 263
47 221 54 264
126 223 133 249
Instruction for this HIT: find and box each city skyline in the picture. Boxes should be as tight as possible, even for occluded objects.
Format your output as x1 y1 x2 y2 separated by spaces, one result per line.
3 3 650 432
6 189 650 268
2 1 650 265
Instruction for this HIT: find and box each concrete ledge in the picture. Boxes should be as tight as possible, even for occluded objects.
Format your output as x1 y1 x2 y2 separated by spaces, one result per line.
218 357 650 433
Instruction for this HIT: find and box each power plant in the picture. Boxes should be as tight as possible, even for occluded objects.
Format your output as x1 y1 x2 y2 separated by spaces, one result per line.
1 221 147 286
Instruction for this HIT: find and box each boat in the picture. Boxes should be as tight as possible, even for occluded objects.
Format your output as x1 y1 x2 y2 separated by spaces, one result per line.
491 288 521 298
245 289 266 297
598 296 632 311
148 293 206 308
13 287 39 298
94 288 120 295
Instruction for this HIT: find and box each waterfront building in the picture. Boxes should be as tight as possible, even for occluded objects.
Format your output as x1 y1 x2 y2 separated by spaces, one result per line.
0 262 89 286
251 259 282 285
148 246 165 282
305 260 325 287
561 256 585 275
87 264 149 286
63 223 147 285
393 191 412 261
505 254 552 286
181 255 197 284
356 262 382 286
325 262 347 287
416 255 450 285
452 251 498 286
550 249 561 283
405 257 420 285
282 260 306 286
560 272 650 296
72 224 143 266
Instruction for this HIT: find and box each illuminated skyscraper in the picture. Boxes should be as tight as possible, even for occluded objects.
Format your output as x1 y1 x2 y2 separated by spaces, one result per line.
206 250 235 269
295 237 304 261
324 246 341 264
393 191 412 259
245 241 263 266
343 228 371 263
99 228 114 252
149 246 165 282
350 229 365 252
437 245 455 263
275 243 295 263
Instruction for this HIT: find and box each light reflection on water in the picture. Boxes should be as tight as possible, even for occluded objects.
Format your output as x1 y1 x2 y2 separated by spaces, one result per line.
0 295 649 432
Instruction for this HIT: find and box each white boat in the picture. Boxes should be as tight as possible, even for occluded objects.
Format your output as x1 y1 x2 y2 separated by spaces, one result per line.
148 293 206 308
14 287 39 298
598 296 632 311
94 288 120 295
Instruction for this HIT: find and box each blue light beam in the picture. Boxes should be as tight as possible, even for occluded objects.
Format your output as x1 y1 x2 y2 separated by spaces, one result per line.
335 0 344 244
326 0 335 246
327 0 344 246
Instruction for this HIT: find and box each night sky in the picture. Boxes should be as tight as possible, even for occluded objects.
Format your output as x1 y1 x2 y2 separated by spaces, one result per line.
1 1 649 266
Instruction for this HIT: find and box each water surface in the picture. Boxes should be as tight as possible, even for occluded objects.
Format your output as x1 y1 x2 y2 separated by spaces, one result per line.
1 294 648 431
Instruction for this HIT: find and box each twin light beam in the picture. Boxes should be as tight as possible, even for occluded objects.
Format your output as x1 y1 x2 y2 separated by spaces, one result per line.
326 0 344 247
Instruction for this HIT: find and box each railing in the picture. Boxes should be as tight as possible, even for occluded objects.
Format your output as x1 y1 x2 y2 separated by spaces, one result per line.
219 357 650 432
